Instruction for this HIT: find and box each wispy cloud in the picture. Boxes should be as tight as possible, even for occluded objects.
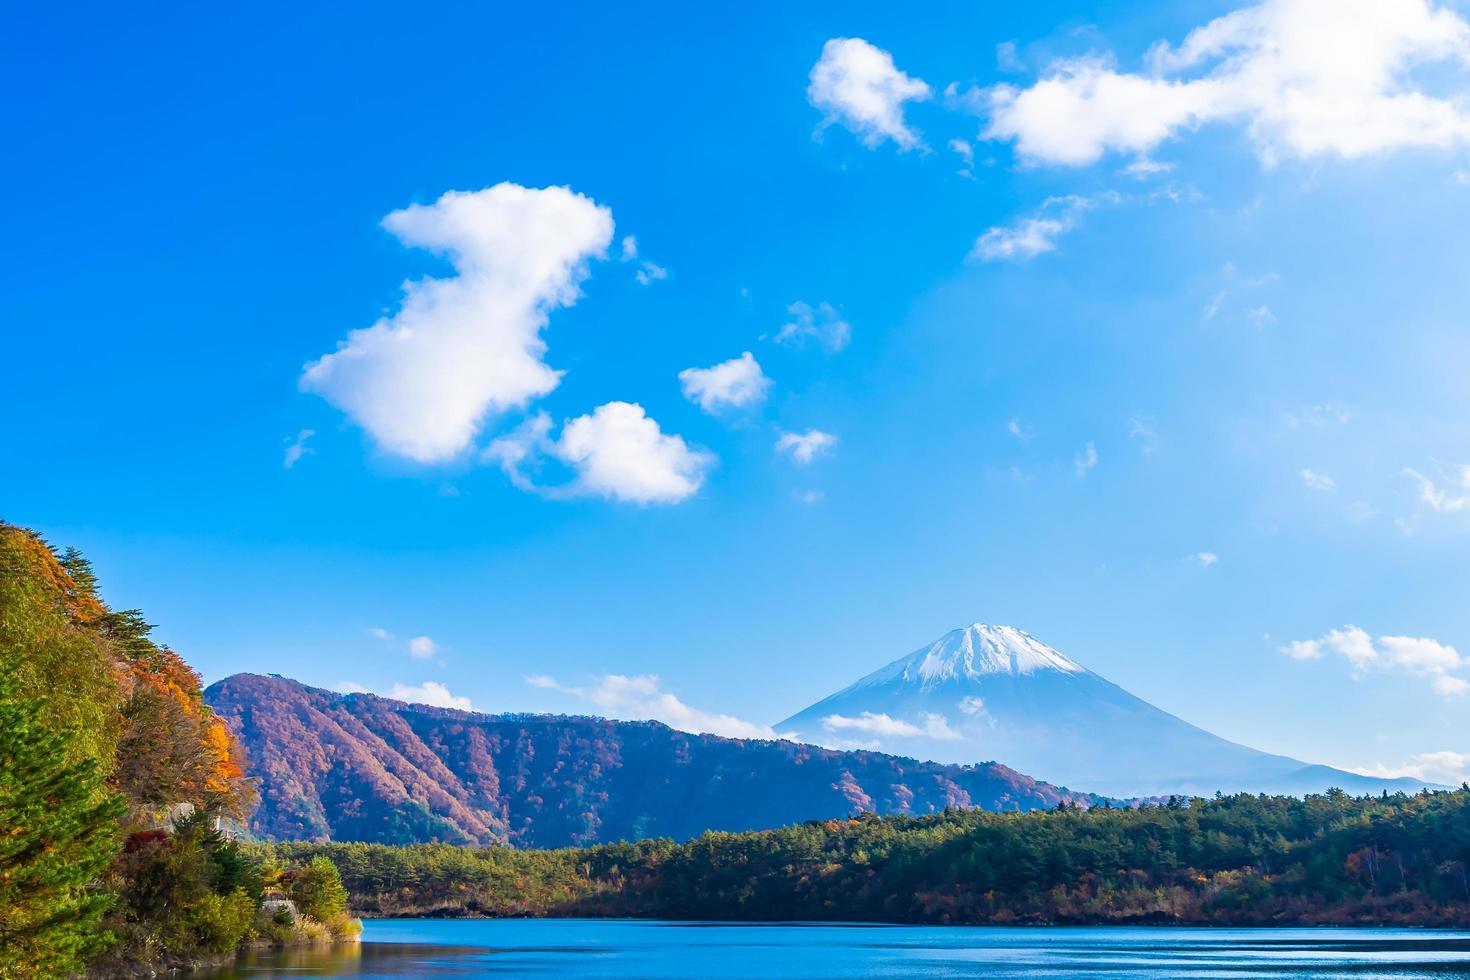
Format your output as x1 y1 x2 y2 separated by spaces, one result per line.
822 711 962 740
1284 625 1467 697
283 429 315 469
1074 441 1098 477
775 301 851 353
1301 468 1337 491
526 673 782 740
972 193 1115 262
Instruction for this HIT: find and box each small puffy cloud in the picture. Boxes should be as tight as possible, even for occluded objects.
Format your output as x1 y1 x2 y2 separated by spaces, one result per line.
1283 625 1467 696
527 673 780 740
1075 441 1098 476
1301 468 1337 491
775 301 851 353
620 235 639 260
775 429 838 465
981 0 1470 167
808 37 932 150
390 681 473 711
822 711 962 740
302 183 613 463
368 627 443 660
1006 418 1032 441
1192 551 1219 567
678 352 771 413
487 402 714 505
972 193 1112 262
283 429 315 468
958 696 989 717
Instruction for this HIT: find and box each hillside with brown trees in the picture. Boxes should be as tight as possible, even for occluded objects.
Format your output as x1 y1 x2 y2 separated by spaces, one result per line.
205 673 1106 848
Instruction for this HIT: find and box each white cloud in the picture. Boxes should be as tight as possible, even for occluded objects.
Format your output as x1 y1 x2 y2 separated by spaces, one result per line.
1286 403 1351 427
1120 157 1173 178
1435 675 1470 697
390 681 473 711
301 183 613 463
775 301 851 352
1075 441 1099 476
972 193 1111 262
822 711 962 740
678 352 771 413
619 235 639 261
487 402 714 505
1352 750 1470 786
1301 468 1337 491
775 429 838 465
958 695 988 716
1006 418 1031 441
527 673 780 740
1403 462 1470 512
1192 551 1219 567
1203 290 1226 320
368 627 443 660
635 262 668 285
1246 304 1278 328
1283 625 1467 696
982 0 1470 167
808 37 932 150
283 429 315 468
1129 414 1158 455
948 138 976 176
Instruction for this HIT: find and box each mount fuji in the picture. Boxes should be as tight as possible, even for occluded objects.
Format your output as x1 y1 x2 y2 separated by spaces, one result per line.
777 624 1436 799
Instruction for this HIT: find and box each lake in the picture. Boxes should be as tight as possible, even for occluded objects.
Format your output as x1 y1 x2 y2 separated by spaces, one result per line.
206 920 1470 978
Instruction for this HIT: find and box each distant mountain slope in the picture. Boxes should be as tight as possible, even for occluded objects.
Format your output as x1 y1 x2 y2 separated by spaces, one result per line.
778 624 1438 799
205 673 1104 847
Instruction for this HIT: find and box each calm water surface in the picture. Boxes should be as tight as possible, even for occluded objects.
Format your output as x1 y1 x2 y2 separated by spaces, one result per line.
209 920 1470 978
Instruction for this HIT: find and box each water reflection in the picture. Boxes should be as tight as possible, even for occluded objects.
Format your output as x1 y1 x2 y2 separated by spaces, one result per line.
204 921 1470 979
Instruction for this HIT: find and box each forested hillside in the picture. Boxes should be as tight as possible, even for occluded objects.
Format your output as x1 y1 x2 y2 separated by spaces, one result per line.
0 523 357 978
275 787 1470 926
206 673 1104 848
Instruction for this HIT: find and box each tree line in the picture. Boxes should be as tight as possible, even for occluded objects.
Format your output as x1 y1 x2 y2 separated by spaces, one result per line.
273 786 1470 926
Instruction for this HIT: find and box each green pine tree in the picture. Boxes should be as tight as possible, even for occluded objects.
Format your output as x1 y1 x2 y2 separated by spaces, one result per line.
0 679 126 980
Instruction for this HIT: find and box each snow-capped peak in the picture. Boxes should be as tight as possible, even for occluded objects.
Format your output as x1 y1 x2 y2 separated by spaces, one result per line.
873 624 1084 688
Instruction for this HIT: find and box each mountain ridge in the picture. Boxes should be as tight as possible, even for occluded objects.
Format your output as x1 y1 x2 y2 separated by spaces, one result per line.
206 672 1106 848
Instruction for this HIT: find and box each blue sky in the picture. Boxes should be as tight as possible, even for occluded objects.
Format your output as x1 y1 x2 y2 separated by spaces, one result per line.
5 0 1470 785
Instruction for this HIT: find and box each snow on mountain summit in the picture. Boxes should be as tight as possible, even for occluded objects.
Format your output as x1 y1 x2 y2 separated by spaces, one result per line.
865 623 1084 689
